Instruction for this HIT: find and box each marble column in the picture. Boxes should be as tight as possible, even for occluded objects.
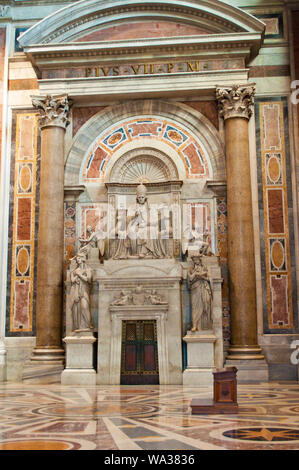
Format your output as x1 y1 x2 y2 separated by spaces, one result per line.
216 85 264 361
31 94 72 362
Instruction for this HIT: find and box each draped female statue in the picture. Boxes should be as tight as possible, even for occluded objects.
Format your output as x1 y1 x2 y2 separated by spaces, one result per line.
187 256 213 332
70 252 93 332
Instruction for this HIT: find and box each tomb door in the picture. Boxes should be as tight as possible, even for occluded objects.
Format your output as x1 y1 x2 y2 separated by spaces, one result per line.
121 320 159 385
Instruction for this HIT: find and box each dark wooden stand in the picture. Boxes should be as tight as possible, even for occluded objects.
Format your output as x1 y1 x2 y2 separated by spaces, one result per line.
191 367 238 414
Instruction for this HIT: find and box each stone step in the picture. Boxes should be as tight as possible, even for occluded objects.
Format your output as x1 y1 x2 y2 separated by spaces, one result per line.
22 362 64 384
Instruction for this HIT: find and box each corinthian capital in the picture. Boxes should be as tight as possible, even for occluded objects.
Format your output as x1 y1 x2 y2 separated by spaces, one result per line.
32 94 72 129
216 84 255 121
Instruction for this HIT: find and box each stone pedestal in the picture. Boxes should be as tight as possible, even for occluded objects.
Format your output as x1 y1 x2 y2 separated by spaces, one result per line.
183 331 216 386
61 332 96 385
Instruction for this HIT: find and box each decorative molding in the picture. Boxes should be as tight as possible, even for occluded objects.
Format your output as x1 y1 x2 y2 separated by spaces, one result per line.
31 94 72 130
216 84 255 121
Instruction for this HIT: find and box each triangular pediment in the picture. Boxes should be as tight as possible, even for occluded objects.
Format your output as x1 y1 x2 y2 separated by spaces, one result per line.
18 0 265 46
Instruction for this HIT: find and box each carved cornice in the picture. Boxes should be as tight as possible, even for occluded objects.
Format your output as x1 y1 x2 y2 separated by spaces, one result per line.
31 94 72 129
25 33 259 63
216 84 255 120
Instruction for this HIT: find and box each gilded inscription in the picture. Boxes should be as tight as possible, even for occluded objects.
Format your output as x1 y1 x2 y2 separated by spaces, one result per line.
86 61 201 77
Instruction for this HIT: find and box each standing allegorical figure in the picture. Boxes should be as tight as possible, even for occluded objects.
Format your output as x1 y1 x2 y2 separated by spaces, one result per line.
70 252 93 332
187 255 213 332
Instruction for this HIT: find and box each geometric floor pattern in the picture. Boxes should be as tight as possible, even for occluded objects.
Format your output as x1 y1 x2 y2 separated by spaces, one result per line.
0 382 299 450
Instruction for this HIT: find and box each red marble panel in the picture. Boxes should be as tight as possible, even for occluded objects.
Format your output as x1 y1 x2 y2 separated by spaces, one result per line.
14 280 30 327
16 198 32 241
262 104 281 150
75 21 207 42
86 146 108 179
267 189 284 234
182 101 219 130
18 115 35 160
270 275 289 325
72 107 105 137
80 205 105 239
183 143 205 174
127 122 162 137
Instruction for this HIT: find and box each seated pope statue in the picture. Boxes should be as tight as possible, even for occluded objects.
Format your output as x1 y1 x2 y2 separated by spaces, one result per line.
114 183 168 259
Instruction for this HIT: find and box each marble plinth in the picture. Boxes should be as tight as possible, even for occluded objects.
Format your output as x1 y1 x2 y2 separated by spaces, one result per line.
183 331 216 386
61 332 96 385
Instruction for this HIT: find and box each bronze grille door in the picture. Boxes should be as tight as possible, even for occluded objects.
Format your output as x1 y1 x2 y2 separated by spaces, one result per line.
121 320 159 385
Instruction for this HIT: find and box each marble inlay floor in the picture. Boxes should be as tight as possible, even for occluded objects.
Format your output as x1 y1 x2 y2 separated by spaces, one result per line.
0 382 298 450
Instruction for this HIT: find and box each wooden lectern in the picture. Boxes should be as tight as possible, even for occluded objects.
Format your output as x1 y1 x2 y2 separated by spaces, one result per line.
191 367 238 414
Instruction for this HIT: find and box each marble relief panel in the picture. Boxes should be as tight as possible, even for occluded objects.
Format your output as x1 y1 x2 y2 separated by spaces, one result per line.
256 99 297 332
6 113 39 335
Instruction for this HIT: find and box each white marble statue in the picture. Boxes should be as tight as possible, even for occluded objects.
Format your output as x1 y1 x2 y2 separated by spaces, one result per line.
70 252 93 332
110 291 132 306
114 183 168 259
146 290 168 305
187 255 213 332
79 225 106 257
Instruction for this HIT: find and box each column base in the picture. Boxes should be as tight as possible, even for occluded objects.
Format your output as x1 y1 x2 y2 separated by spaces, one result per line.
30 347 65 363
225 359 269 382
227 345 265 360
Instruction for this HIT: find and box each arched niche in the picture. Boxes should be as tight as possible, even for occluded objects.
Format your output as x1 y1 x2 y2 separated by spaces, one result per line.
65 100 225 187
